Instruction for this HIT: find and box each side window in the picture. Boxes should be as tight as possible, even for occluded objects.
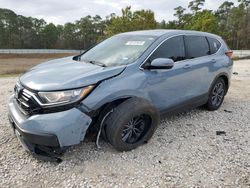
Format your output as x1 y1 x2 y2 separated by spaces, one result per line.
149 36 185 62
185 36 210 59
207 37 221 54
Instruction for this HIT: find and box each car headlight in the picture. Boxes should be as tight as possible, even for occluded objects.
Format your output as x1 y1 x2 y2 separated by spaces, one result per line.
38 85 94 105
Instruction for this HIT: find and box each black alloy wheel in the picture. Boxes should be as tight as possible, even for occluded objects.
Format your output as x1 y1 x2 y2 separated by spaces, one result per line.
121 115 151 144
211 82 225 107
206 78 226 111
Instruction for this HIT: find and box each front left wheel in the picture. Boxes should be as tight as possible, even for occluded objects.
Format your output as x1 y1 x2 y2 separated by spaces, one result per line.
103 97 159 151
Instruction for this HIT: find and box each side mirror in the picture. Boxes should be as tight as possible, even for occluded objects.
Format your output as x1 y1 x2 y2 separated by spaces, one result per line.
73 50 85 61
149 58 174 69
73 54 81 61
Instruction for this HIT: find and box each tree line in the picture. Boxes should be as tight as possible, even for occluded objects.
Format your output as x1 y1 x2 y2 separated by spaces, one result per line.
0 0 249 50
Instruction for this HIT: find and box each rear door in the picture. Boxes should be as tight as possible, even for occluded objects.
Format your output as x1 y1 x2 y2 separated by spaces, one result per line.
183 35 212 97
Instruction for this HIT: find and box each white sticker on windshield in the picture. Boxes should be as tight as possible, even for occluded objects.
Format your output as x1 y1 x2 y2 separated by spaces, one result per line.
126 41 145 46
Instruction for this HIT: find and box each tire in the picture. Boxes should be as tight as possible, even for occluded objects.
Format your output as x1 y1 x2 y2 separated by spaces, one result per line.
206 78 226 111
98 105 114 142
104 97 159 151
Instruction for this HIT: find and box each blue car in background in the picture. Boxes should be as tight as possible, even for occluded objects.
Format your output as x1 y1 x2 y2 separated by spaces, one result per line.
8 30 233 161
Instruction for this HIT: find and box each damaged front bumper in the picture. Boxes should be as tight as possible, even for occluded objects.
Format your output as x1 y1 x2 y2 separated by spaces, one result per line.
8 95 92 161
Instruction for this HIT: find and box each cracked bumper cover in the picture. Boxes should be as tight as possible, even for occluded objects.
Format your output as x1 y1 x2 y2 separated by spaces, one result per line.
8 95 92 150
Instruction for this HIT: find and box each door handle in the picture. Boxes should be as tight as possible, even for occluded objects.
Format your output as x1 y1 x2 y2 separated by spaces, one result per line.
211 59 216 63
183 64 192 69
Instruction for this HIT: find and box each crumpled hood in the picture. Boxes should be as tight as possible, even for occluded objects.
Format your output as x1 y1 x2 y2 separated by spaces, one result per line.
20 56 126 91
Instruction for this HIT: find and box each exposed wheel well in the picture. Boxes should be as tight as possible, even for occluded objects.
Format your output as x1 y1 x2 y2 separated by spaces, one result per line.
86 97 131 139
89 98 130 127
98 98 130 118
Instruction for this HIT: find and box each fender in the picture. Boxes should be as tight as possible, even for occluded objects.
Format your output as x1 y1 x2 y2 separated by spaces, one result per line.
208 72 230 95
84 89 153 113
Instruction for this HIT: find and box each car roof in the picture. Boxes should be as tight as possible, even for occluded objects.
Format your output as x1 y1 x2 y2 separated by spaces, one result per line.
120 29 221 39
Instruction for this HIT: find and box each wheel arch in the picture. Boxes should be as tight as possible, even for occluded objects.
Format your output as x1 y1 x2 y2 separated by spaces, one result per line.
210 72 230 95
93 95 155 119
96 97 131 119
219 74 229 93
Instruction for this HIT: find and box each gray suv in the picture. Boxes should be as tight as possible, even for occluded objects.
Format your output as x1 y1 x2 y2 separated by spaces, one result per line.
8 30 233 161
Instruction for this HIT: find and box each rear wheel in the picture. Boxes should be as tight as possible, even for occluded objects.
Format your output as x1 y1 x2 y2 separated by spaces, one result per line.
206 78 226 111
103 97 159 151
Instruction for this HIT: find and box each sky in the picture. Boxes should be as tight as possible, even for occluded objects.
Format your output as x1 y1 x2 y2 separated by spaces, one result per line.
0 0 238 25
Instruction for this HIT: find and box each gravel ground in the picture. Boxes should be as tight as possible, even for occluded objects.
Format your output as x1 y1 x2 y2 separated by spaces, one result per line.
0 60 249 187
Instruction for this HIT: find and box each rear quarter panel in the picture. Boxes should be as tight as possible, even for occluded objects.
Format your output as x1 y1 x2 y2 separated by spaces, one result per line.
208 38 233 89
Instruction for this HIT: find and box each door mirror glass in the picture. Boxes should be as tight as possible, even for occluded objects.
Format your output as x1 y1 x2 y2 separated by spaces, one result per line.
149 58 174 69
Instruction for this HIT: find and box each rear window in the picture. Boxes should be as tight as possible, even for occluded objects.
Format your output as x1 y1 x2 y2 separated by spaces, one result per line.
207 37 221 54
185 36 210 59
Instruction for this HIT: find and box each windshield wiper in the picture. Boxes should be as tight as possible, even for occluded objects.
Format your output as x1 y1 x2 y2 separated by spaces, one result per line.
88 60 107 67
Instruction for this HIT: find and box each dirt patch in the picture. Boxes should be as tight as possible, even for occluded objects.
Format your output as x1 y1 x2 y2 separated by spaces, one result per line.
0 54 78 75
0 53 77 59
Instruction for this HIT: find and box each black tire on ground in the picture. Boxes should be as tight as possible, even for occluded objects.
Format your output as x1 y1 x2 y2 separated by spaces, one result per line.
104 97 159 151
206 77 226 111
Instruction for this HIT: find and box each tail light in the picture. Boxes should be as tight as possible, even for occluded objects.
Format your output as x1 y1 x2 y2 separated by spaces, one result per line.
225 50 233 58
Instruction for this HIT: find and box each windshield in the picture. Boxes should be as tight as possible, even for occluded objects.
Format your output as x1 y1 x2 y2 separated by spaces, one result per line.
80 35 156 67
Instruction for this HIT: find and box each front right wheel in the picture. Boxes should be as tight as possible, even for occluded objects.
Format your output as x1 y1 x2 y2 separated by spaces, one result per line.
206 78 226 111
103 97 159 151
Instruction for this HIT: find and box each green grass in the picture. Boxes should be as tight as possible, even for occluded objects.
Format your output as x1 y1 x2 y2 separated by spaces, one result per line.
0 73 20 78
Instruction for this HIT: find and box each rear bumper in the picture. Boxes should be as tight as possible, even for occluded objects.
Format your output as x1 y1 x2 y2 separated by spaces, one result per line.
8 95 92 160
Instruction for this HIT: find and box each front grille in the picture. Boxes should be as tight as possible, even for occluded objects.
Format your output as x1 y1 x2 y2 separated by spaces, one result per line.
14 85 41 116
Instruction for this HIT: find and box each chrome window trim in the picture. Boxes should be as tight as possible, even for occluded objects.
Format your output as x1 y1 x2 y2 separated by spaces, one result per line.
139 34 223 70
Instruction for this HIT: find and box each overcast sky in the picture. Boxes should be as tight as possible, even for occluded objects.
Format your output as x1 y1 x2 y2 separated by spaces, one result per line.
0 0 238 25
